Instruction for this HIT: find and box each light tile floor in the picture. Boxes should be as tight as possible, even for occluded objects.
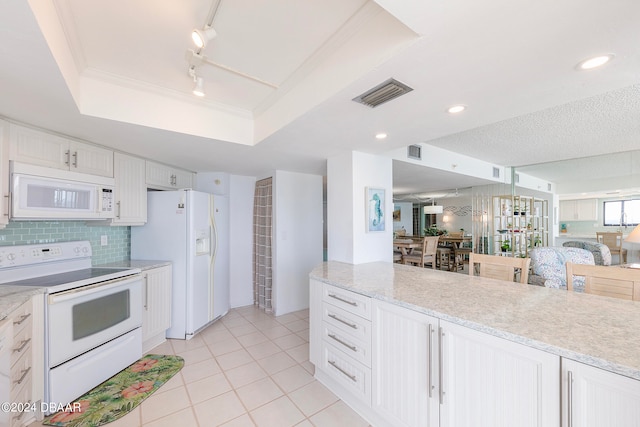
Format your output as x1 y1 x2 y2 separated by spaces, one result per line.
29 305 371 427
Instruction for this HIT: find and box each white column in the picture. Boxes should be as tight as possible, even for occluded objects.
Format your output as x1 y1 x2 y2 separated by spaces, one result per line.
327 151 393 264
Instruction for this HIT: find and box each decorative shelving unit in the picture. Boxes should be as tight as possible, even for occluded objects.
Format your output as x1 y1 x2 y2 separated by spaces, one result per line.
492 195 548 257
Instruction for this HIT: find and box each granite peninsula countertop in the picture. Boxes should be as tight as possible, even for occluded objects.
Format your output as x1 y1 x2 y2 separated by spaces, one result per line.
310 261 640 380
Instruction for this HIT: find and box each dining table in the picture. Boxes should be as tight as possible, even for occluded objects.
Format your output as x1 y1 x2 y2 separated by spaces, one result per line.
393 238 423 264
438 235 473 271
438 235 472 249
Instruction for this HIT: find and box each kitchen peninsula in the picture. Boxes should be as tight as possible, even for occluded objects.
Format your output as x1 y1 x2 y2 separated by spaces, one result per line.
309 261 640 427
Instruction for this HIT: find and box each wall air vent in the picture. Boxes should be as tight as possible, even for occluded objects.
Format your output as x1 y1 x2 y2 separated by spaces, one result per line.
407 145 422 161
547 183 552 191
492 167 500 178
514 173 520 184
352 78 413 108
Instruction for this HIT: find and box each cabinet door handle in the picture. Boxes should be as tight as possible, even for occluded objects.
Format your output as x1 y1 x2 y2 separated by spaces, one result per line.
428 323 433 398
328 293 358 307
328 333 357 352
144 275 149 310
439 327 445 405
13 313 31 326
13 338 31 353
65 150 70 166
3 194 8 217
567 370 574 427
328 360 356 382
328 313 357 330
72 151 78 167
14 367 31 385
116 201 121 219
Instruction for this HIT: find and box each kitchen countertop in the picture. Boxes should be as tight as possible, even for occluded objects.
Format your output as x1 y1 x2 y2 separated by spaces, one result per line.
98 260 171 271
310 261 640 380
0 285 45 321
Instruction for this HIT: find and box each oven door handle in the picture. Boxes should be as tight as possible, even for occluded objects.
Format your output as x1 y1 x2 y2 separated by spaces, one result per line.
48 275 141 304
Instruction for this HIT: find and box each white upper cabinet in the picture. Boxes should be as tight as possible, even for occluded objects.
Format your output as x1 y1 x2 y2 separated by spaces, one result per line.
9 124 113 177
112 152 147 225
146 160 194 190
560 199 598 221
0 120 9 228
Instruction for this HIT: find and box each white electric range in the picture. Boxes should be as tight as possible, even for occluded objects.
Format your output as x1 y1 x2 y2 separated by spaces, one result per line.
0 241 142 408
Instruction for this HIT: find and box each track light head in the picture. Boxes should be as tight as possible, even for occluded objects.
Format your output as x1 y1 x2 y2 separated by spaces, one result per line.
192 76 205 97
191 26 217 48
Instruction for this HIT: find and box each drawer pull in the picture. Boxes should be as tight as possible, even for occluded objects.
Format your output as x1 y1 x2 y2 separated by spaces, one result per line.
328 313 358 330
14 367 31 385
13 313 31 326
13 338 30 353
328 293 358 307
328 360 357 382
328 333 357 352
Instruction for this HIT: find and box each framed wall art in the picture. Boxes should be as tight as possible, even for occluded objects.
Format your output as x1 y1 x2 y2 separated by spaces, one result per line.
366 187 385 232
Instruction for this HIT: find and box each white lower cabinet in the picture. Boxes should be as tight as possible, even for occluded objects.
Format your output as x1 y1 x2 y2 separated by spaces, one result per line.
141 265 172 353
311 284 562 427
0 296 41 427
562 359 640 427
439 320 560 427
372 301 439 427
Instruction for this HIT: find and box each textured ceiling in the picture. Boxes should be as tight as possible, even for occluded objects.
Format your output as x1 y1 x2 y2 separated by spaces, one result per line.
424 85 640 168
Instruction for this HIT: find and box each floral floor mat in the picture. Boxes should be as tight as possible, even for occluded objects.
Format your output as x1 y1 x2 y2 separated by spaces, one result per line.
43 354 184 427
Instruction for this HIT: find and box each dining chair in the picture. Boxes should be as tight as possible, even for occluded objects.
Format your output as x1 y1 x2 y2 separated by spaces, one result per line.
596 232 627 264
404 236 439 269
469 253 531 284
566 262 640 300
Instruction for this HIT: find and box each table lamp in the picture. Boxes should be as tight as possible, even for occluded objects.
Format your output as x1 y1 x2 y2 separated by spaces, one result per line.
625 224 640 244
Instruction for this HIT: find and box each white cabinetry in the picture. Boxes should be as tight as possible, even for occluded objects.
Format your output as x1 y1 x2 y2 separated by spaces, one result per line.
142 265 172 353
372 301 439 427
145 161 194 190
439 320 560 427
9 124 113 177
310 285 562 427
0 120 9 229
562 359 640 427
560 199 598 221
111 153 146 225
312 282 373 420
0 298 38 427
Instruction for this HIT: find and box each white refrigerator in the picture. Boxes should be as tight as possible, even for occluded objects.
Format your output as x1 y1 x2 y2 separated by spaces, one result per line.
131 189 229 339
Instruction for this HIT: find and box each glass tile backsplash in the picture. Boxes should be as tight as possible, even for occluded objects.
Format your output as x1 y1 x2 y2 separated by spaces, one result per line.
0 221 130 265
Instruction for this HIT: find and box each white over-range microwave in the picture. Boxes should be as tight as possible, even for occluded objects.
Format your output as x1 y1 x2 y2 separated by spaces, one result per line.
11 162 116 220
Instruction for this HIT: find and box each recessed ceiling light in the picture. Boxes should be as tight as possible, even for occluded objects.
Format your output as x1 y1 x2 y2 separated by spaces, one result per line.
375 133 388 140
577 54 614 70
447 105 466 114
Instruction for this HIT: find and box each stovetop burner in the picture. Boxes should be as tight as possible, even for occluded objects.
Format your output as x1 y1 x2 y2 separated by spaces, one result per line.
0 241 140 293
4 267 136 289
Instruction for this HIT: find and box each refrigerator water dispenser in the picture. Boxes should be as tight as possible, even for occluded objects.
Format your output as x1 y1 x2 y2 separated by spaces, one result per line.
195 228 211 255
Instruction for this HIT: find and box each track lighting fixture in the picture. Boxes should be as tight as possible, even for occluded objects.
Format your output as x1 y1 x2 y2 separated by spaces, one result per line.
189 67 205 97
193 76 205 97
191 26 217 49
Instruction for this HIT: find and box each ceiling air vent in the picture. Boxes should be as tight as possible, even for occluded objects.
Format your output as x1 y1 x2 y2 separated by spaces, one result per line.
407 145 422 161
492 167 500 178
353 78 413 108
